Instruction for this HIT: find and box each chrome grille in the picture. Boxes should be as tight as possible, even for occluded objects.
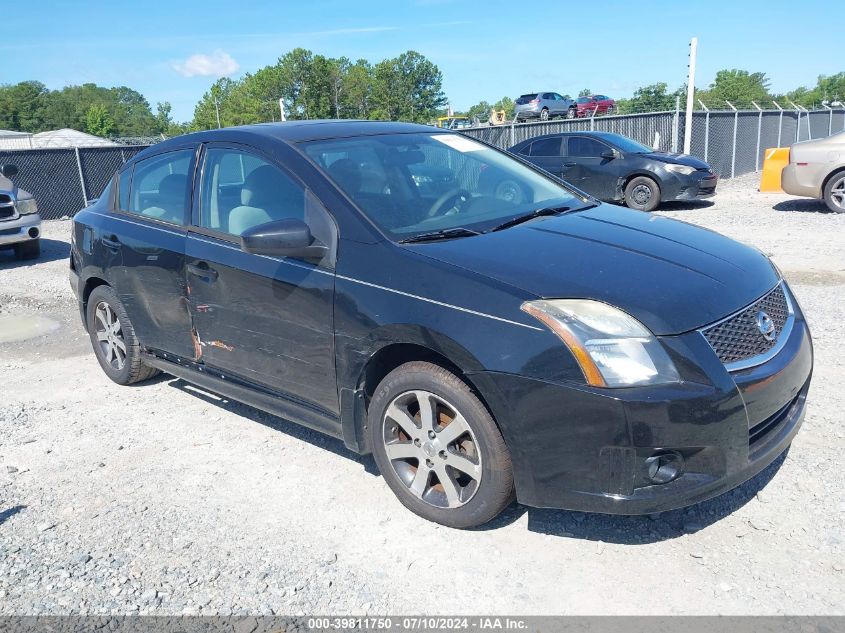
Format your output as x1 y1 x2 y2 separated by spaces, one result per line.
701 284 791 366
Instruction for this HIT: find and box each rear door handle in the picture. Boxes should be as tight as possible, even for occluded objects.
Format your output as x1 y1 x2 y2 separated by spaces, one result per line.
101 235 121 250
187 262 219 282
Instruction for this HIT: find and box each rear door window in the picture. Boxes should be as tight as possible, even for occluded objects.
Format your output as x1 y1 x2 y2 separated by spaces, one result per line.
529 138 562 157
127 150 194 225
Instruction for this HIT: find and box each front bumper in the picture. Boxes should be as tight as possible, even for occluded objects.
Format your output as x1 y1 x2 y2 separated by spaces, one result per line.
666 171 718 201
0 213 42 247
473 293 812 514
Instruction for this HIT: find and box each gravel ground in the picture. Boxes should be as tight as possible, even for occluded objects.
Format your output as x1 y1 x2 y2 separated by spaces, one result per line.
0 173 843 616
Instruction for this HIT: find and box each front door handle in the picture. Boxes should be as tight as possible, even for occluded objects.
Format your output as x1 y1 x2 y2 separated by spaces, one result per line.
563 162 577 167
101 235 121 250
187 262 219 282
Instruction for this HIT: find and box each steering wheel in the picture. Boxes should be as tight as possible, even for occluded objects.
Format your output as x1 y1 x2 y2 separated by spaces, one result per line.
427 188 472 218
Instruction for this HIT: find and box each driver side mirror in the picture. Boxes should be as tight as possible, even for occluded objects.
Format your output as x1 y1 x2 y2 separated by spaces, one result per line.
0 164 19 178
601 150 618 160
240 218 328 260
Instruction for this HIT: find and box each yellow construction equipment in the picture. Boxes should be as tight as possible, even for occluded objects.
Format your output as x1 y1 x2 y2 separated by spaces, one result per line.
760 147 790 192
489 110 507 126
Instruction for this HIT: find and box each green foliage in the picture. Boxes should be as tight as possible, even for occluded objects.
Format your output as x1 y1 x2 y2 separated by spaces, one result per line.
84 103 114 137
0 81 159 136
191 48 445 129
617 82 679 114
788 72 845 108
698 69 771 108
578 88 592 97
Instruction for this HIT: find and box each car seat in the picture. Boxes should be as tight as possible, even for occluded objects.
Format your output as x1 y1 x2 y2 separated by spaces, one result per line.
228 165 304 235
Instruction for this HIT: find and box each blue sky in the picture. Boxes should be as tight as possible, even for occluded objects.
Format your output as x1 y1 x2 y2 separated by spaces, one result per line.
4 0 840 122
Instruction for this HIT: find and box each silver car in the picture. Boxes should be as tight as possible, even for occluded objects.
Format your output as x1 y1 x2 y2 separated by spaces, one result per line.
514 92 576 121
781 130 845 213
0 164 42 260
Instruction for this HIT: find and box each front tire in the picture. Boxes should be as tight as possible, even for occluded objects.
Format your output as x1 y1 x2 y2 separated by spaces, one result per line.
369 362 514 528
13 239 40 260
624 176 661 211
566 107 576 119
823 171 845 213
86 285 159 385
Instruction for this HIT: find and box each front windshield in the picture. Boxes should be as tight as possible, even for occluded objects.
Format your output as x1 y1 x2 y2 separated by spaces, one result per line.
603 133 654 154
301 132 582 239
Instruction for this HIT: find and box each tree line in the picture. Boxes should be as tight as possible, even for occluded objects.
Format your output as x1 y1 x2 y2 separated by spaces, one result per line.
0 81 182 138
191 48 446 129
1 57 843 138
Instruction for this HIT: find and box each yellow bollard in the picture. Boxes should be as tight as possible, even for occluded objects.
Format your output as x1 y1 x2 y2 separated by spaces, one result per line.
759 147 790 192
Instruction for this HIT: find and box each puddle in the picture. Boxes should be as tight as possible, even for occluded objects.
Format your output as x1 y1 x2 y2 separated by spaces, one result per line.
0 314 61 343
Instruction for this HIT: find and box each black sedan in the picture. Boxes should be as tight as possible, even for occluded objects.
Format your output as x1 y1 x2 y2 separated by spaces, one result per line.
69 121 811 528
510 131 718 211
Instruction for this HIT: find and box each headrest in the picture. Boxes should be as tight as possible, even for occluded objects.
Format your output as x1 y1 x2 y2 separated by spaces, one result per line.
327 158 362 194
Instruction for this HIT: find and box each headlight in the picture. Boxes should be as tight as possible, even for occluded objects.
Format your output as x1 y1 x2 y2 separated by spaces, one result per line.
16 198 38 215
664 163 696 176
521 299 680 388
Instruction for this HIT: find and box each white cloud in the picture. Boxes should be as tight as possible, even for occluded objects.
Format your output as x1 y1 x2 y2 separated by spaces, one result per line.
172 50 240 78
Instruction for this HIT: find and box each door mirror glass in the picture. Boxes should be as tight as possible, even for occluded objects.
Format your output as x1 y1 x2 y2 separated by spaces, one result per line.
240 218 328 260
0 164 19 178
601 150 617 160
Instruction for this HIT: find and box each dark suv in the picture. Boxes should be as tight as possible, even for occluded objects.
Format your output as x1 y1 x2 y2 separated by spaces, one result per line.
69 121 812 528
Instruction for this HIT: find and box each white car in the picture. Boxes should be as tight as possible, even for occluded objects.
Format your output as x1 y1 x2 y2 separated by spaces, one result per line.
781 130 845 213
0 164 41 260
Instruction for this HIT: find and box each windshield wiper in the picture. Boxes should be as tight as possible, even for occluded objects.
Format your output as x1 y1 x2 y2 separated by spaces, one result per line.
487 205 572 232
398 227 482 243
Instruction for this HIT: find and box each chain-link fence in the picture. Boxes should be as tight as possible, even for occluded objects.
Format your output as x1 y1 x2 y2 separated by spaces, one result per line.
1 107 844 220
462 107 845 180
0 145 148 219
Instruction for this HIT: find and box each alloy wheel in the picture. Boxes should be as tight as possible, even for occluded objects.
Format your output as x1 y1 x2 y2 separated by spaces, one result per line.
94 301 126 371
830 176 845 211
382 390 482 509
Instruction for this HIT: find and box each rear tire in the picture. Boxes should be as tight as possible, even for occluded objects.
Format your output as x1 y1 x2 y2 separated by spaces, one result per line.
540 108 549 121
86 285 159 385
823 170 845 213
624 176 661 212
369 361 514 529
13 239 40 260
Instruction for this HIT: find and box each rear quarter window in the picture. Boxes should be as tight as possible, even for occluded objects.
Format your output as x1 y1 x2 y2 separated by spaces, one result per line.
118 167 132 210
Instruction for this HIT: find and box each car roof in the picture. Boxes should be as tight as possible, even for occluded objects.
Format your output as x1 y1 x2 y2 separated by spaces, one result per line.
514 131 624 146
166 120 438 146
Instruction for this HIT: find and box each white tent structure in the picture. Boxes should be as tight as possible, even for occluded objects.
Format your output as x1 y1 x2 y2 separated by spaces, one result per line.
30 128 119 148
0 129 35 150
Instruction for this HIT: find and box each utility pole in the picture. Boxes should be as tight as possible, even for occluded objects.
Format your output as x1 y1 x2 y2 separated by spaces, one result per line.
683 36 698 155
214 99 221 129
279 98 287 122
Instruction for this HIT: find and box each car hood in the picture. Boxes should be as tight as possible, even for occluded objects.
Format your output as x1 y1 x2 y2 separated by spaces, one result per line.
407 205 779 335
643 152 711 170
